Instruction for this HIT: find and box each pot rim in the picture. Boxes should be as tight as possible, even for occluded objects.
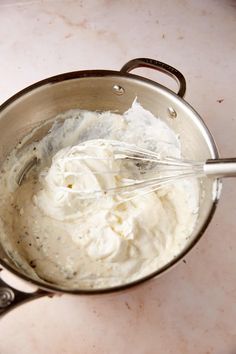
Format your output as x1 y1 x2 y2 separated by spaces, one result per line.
0 68 221 295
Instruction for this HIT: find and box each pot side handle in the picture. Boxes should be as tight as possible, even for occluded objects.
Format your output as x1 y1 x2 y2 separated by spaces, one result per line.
120 58 186 98
0 271 50 318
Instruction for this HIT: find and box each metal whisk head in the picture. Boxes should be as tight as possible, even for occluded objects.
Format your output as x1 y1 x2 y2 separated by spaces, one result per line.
50 139 204 203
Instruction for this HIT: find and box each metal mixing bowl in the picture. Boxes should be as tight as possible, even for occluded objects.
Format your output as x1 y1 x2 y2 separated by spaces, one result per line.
0 58 221 316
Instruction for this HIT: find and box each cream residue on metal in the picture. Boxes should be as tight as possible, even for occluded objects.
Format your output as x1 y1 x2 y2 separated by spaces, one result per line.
0 101 199 289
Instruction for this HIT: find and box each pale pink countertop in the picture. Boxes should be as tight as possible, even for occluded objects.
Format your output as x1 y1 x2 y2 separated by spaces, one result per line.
0 1 236 353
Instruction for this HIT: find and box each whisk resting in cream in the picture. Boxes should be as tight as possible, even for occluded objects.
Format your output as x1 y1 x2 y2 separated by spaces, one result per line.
0 101 199 289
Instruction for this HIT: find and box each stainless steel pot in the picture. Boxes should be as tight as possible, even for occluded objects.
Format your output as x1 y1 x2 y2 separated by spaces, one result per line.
0 58 221 316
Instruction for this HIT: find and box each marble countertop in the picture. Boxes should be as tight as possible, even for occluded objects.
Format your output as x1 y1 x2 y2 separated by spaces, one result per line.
0 0 236 353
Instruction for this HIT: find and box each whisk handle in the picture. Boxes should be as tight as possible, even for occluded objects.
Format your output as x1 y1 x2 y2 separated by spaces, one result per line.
205 158 236 177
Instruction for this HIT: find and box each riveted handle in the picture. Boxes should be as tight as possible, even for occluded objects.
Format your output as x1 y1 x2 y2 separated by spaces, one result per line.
0 270 50 318
120 58 186 98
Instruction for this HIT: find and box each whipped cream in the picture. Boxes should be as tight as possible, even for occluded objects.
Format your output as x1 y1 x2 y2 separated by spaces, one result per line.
0 101 199 289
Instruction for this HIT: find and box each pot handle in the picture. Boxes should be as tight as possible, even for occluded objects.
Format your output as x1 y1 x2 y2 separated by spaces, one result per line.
120 58 186 98
0 269 50 318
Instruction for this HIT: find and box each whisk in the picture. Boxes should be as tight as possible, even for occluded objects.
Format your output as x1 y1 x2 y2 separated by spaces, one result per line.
53 139 236 202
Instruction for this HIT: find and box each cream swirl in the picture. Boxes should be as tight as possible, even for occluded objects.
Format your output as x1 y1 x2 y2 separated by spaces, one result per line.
34 142 122 221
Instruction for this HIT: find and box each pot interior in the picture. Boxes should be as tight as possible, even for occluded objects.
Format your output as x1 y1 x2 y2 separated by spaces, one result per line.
0 71 221 292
